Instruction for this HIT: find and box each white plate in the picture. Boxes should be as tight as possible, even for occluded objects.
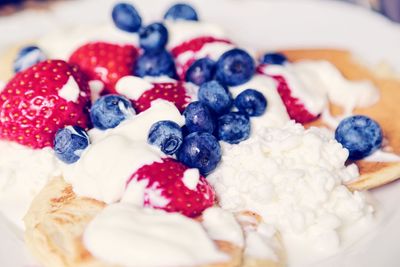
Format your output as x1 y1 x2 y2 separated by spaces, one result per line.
1 0 400 266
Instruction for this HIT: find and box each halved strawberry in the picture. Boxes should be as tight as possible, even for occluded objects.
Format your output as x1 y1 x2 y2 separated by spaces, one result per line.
68 42 139 95
272 75 318 124
127 158 215 217
0 60 91 149
133 82 190 113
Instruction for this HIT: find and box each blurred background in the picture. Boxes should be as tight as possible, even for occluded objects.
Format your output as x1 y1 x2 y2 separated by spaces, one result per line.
0 0 399 22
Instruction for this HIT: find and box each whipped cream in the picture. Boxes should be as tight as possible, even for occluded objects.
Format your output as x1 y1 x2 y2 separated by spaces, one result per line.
202 207 244 247
230 75 290 131
244 222 279 261
208 121 374 265
0 141 61 229
57 76 81 103
38 24 138 59
62 100 184 203
165 20 227 49
364 149 400 162
84 203 229 267
116 75 154 101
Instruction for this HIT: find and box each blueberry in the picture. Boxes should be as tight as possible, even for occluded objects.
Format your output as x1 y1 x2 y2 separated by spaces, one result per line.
13 46 46 73
134 50 177 79
183 101 215 134
259 52 287 65
217 112 250 144
185 58 216 86
177 132 221 175
335 115 383 160
198 80 233 115
139 23 168 52
215 48 255 86
54 126 90 164
112 2 142 32
148 120 183 155
164 3 199 21
234 89 267 117
90 94 135 130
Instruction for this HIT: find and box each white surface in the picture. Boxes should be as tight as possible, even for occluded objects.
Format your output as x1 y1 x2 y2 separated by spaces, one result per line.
1 0 400 266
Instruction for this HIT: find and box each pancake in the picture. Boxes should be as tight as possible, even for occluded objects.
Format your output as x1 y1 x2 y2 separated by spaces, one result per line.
281 49 400 190
24 176 284 267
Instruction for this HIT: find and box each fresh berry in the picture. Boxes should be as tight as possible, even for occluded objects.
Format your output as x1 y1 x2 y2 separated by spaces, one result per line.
183 101 215 134
148 120 183 155
215 48 255 86
54 126 90 164
13 45 46 73
185 58 216 86
0 60 91 149
198 80 232 115
271 75 318 124
139 22 169 52
164 3 199 21
90 94 135 130
128 158 215 217
112 2 142 32
259 52 287 65
133 82 189 113
69 42 139 94
177 132 221 175
234 89 267 117
335 115 383 160
217 112 250 144
134 50 177 79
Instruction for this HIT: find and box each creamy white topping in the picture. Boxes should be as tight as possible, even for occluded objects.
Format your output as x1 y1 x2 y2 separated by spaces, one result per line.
38 24 138 59
62 100 184 203
165 20 227 49
244 223 279 261
230 75 290 131
57 76 80 103
88 80 104 102
208 121 373 264
364 149 400 162
84 203 228 267
202 207 244 247
182 168 200 191
116 76 154 101
0 141 61 229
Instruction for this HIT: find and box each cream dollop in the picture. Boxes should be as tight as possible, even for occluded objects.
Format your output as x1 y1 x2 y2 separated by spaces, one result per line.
62 100 185 204
84 203 229 267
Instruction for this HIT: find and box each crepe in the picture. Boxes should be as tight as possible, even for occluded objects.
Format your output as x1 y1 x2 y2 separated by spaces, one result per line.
281 49 400 190
24 176 284 267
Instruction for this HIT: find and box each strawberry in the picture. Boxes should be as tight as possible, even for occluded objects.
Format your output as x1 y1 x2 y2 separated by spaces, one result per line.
0 60 91 149
128 158 215 217
68 42 139 95
272 75 318 124
133 82 190 113
170 36 231 58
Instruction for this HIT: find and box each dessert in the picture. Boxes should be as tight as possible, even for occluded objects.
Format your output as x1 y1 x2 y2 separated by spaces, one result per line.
0 2 399 267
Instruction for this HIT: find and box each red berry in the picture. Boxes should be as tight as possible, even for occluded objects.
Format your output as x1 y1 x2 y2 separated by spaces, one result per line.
128 158 215 217
0 60 91 149
69 42 139 94
272 75 319 124
133 82 190 113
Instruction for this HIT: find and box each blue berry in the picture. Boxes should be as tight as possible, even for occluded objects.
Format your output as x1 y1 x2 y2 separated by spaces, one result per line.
90 95 135 130
164 3 199 21
134 50 177 78
198 80 232 115
177 132 221 175
217 112 250 144
183 101 215 134
148 120 183 155
185 58 216 86
259 52 287 65
112 2 142 32
335 115 383 160
234 89 267 117
215 49 255 86
139 23 168 52
13 46 46 73
54 126 90 164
